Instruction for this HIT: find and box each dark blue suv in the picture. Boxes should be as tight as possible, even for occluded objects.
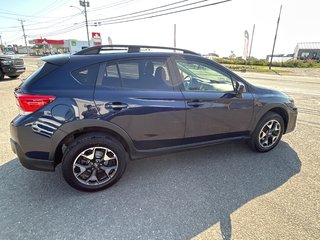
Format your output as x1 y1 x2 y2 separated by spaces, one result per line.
10 45 297 191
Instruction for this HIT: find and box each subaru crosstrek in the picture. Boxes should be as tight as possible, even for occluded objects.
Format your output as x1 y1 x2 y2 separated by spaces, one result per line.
10 45 298 191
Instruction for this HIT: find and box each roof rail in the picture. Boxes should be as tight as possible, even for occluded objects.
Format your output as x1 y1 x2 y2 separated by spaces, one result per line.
74 45 199 55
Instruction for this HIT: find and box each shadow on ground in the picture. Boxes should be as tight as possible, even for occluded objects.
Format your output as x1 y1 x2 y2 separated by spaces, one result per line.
0 76 20 82
0 142 300 240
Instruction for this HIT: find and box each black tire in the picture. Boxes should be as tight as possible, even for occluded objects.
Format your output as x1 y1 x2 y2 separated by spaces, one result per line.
62 133 128 192
0 71 4 80
9 75 19 79
250 112 284 152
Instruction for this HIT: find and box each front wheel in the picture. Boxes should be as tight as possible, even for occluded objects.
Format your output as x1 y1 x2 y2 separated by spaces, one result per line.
250 112 284 152
62 133 128 192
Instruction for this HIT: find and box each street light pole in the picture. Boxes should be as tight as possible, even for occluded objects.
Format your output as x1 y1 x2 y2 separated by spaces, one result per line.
80 0 90 47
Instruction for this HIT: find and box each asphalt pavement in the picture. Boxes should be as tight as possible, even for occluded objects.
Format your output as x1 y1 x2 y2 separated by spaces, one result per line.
0 142 302 240
0 60 319 239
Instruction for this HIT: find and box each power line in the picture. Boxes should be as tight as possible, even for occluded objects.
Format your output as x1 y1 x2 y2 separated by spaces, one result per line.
0 14 83 33
25 14 83 31
0 1 74 20
91 0 189 22
27 22 86 38
30 0 73 18
33 0 231 38
0 10 69 19
5 35 23 43
90 0 232 26
4 0 231 40
89 0 137 11
0 25 21 30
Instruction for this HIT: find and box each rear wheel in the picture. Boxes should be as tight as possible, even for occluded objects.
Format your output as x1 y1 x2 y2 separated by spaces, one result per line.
250 112 284 152
62 133 128 192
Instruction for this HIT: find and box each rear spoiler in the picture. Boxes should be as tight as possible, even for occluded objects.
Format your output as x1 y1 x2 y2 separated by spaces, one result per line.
41 54 70 66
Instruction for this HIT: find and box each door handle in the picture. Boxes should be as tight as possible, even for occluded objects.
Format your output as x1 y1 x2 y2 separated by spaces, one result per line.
105 102 128 110
187 101 204 107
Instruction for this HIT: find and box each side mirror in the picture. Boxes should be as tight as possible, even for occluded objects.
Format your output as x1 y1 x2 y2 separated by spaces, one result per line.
236 82 245 97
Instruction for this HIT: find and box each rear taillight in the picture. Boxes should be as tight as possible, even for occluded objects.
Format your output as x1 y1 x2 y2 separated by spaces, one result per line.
15 93 55 113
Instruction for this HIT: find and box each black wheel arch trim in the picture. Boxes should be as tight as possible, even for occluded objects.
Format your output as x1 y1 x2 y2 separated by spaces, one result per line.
251 103 290 135
49 119 136 165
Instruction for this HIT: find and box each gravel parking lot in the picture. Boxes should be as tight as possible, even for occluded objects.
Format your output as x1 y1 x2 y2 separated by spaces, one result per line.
0 57 319 239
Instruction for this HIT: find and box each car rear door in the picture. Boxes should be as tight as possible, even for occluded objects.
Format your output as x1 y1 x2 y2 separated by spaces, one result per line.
172 56 254 141
94 57 186 150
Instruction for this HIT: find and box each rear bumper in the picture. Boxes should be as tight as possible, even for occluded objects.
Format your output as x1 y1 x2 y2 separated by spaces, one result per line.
10 138 54 171
285 108 298 134
10 118 55 172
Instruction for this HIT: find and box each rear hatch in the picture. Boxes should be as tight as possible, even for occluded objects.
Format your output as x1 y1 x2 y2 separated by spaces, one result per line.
19 54 70 90
14 54 70 114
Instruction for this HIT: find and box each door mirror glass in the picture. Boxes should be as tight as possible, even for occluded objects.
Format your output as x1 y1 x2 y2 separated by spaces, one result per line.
236 82 245 96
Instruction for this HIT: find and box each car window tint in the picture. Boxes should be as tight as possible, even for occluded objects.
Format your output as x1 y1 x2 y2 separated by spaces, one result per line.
118 62 139 80
118 59 173 91
72 64 99 86
101 64 121 88
176 60 234 92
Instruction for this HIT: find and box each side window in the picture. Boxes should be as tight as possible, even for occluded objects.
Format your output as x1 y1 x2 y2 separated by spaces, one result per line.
118 62 139 80
176 59 234 92
101 63 121 88
97 59 173 90
301 52 310 59
118 59 173 91
72 64 99 86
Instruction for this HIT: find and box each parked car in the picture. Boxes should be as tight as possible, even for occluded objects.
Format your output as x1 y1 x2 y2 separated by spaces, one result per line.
0 55 25 80
10 45 297 191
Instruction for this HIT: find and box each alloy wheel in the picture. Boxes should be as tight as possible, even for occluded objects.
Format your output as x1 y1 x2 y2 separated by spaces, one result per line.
258 120 281 148
72 147 118 186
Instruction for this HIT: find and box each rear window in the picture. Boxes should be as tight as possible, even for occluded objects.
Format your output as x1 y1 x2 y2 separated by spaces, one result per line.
22 63 99 91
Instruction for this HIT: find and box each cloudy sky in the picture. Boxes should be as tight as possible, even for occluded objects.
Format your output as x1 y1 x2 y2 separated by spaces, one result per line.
0 0 319 58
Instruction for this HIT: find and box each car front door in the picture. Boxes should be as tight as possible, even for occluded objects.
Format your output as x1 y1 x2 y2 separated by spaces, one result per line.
94 57 186 150
172 56 254 141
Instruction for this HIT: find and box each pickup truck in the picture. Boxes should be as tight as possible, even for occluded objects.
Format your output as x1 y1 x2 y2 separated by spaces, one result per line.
0 55 26 80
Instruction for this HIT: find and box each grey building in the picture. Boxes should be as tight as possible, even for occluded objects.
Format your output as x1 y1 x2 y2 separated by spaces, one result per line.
294 42 320 60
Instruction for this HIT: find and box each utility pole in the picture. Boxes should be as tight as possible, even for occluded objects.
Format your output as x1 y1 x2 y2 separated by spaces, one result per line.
79 0 90 47
248 24 255 64
0 34 3 53
19 19 29 55
174 24 176 50
269 5 282 70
